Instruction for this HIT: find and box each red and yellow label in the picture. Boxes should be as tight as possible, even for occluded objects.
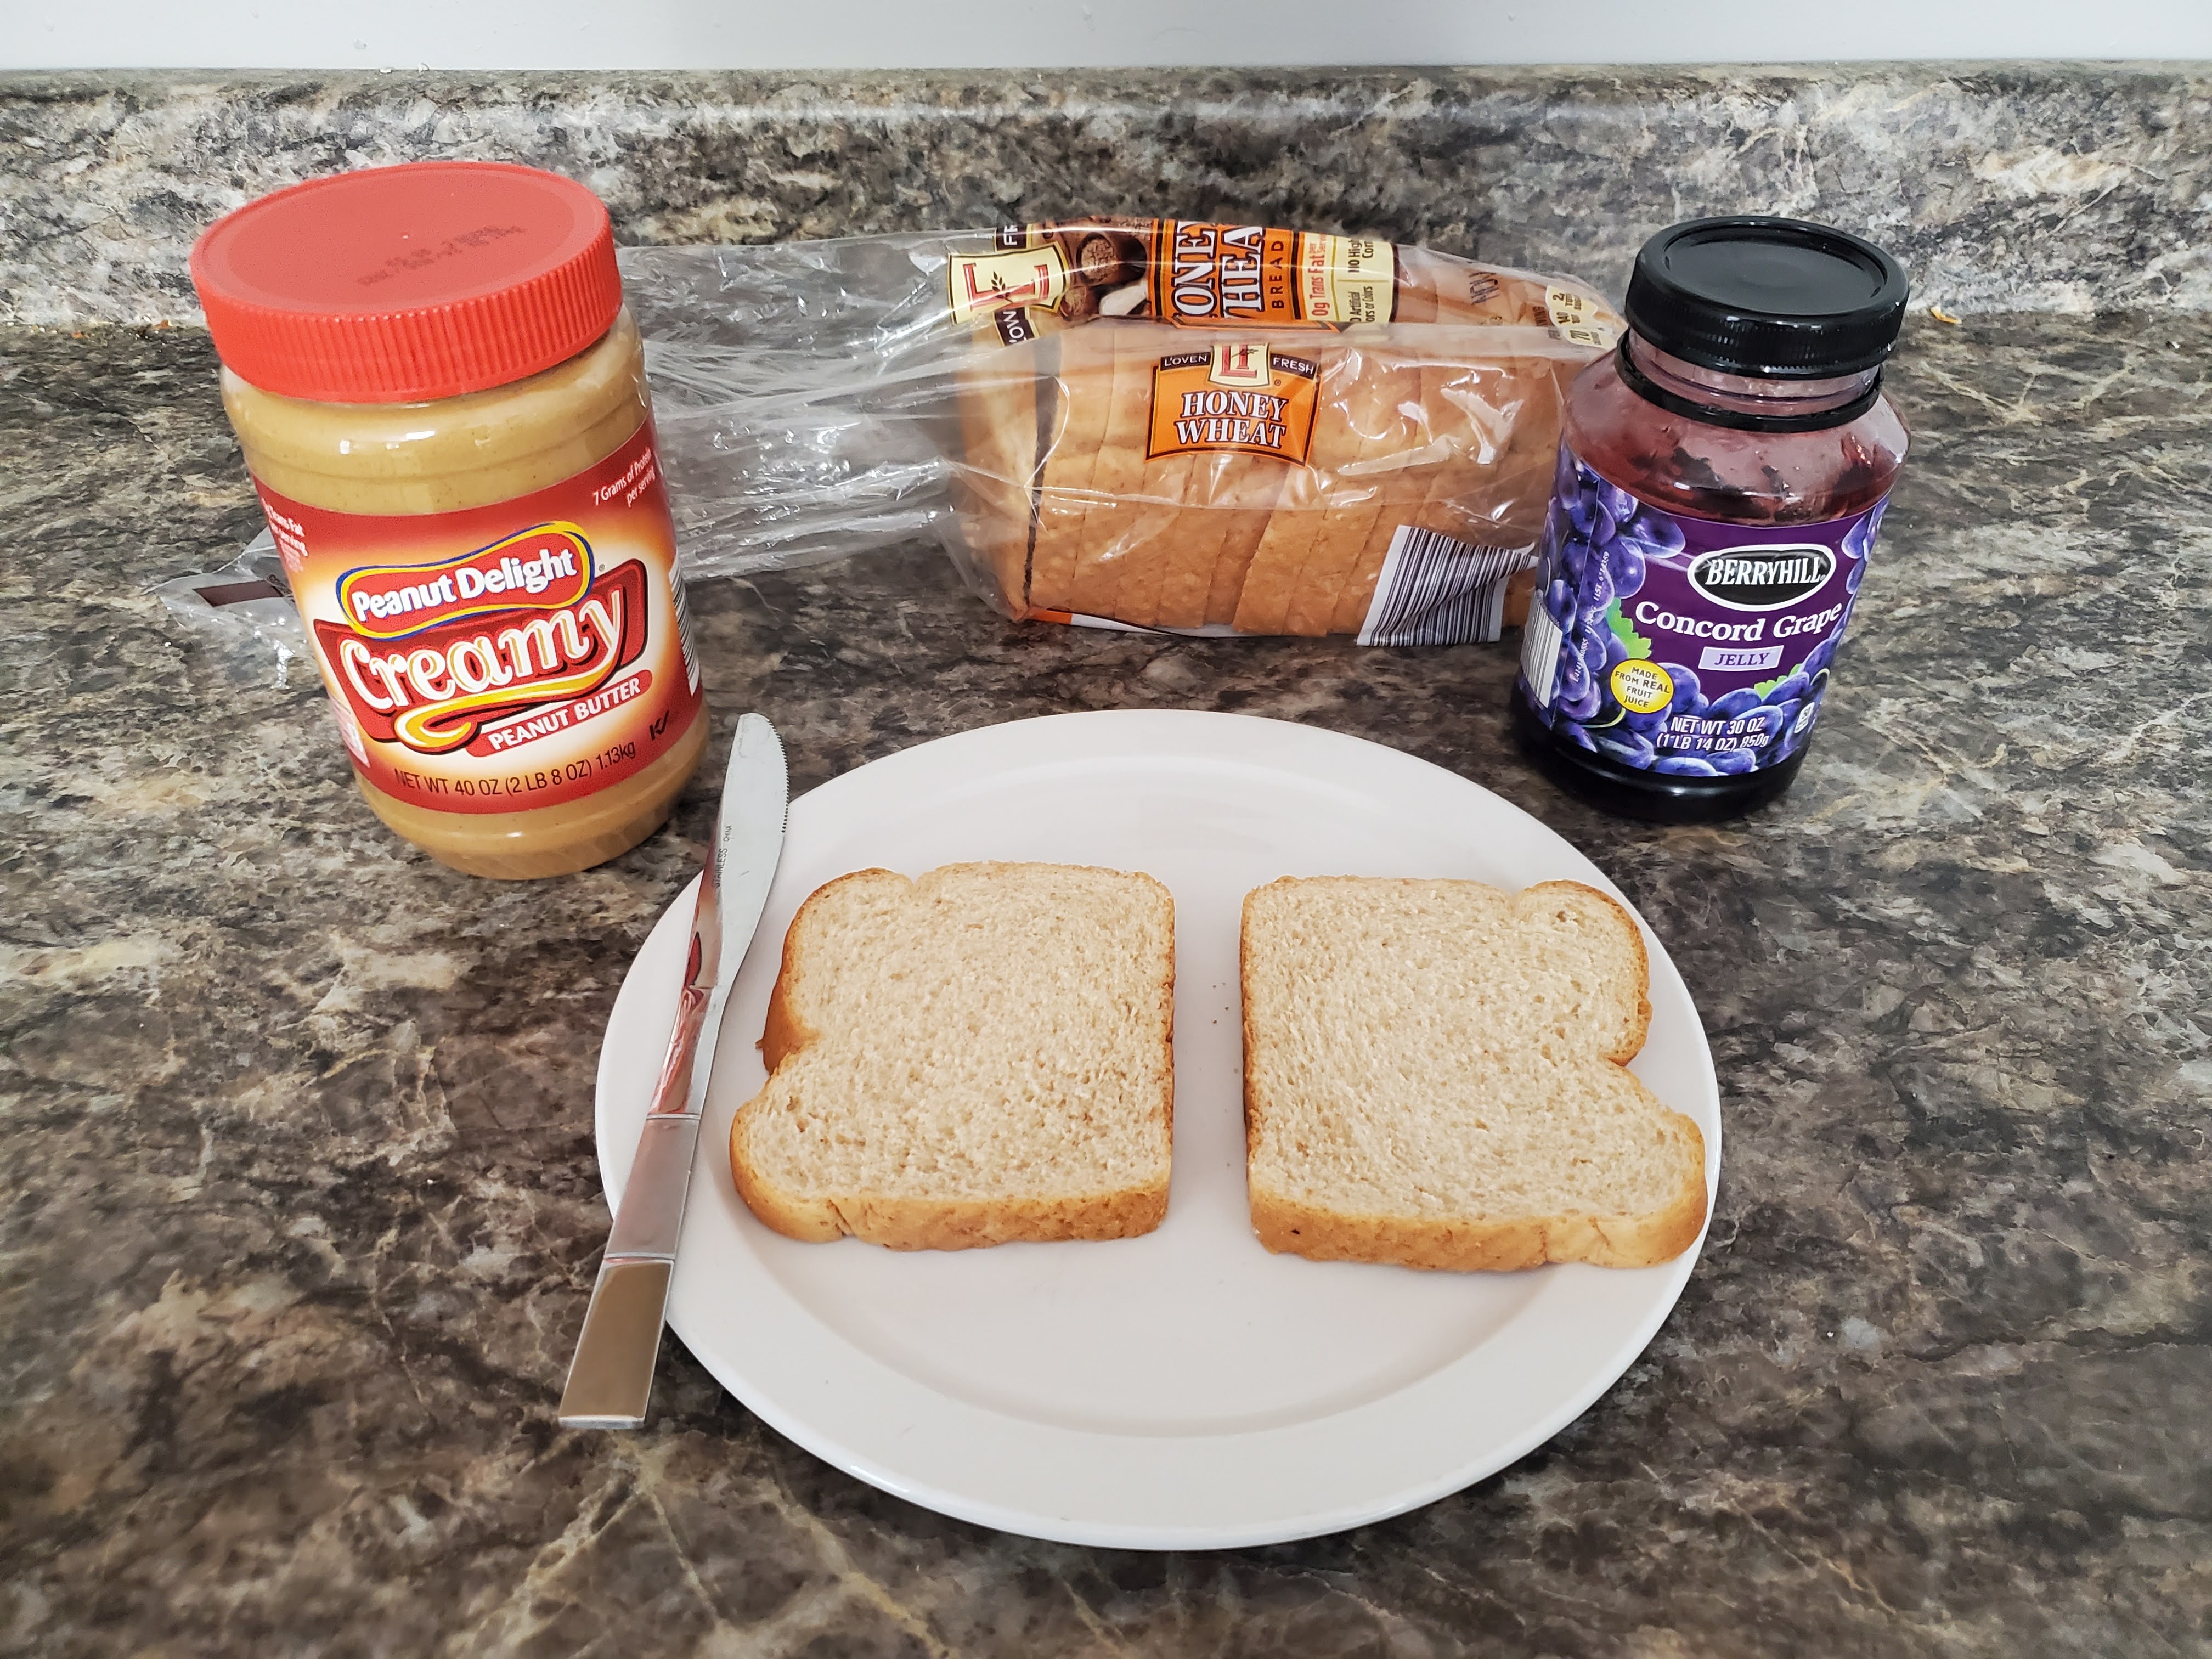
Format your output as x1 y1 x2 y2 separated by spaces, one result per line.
259 420 704 815
950 220 1398 341
1147 345 1319 463
1150 222 1395 329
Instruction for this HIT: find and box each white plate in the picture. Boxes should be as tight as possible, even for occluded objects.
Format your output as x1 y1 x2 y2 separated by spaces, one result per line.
594 710 1719 1549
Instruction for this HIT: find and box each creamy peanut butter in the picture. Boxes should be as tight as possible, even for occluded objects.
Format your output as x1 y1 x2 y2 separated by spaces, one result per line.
221 311 706 877
193 163 706 878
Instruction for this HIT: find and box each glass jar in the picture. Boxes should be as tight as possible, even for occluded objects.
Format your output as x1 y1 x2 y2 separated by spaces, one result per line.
1512 216 1910 822
191 162 707 878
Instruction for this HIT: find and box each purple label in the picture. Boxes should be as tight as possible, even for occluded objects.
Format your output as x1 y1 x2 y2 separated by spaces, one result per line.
1518 444 1884 778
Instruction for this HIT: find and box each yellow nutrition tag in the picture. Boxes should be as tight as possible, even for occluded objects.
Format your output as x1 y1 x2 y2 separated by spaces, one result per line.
1610 658 1675 715
1546 284 1617 350
1304 235 1396 326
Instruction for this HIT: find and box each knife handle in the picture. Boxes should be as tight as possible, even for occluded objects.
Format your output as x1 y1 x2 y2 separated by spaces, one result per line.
560 992 714 1427
559 1114 709 1427
556 1259 674 1428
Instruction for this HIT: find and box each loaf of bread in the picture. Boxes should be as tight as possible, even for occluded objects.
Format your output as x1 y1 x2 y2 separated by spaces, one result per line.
729 862 1176 1250
1240 876 1708 1271
978 324 1579 635
945 219 1617 639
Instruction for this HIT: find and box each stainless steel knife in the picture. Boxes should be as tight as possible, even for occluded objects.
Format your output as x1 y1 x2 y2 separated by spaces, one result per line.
557 712 788 1429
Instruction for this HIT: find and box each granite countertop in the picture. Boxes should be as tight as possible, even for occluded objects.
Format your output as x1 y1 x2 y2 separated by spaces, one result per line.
4 303 2210 1656
9 64 2212 328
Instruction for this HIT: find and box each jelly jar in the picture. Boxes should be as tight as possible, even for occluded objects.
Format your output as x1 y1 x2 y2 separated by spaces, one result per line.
1512 216 1910 822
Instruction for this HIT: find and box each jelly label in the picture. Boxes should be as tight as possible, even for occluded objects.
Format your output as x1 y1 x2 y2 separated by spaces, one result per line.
1518 444 1883 778
259 419 704 815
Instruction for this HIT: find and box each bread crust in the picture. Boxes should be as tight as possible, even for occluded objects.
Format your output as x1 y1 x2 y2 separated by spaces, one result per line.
734 863 1175 1250
731 1166 1171 1250
1028 335 1115 612
951 343 1041 616
1533 878 1654 1064
1239 876 1698 1271
1246 1155 1707 1272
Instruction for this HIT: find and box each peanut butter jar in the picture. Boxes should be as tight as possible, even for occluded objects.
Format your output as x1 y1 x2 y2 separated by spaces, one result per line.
191 161 707 878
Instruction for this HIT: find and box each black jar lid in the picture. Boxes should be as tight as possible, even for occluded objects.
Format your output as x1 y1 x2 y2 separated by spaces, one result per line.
1624 216 1909 379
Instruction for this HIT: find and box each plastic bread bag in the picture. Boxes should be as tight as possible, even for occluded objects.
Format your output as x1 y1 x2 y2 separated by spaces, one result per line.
151 529 311 684
168 224 1620 674
631 221 1621 645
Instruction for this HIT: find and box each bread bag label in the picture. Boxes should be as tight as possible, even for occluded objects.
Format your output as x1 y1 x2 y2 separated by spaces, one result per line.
260 420 704 815
948 241 1071 325
952 219 1398 338
1519 443 1882 777
1146 345 1319 463
1543 285 1616 350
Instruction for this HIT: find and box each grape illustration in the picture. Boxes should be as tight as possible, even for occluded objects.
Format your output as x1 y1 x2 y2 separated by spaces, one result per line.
1705 748 1757 775
1558 638 1592 702
1547 579 1576 631
1751 701 1798 740
1597 730 1656 768
1763 671 1810 707
1561 533 1589 586
1583 556 1616 615
1554 443 1584 512
1652 755 1720 777
1841 499 1885 565
1595 478 1639 527
1706 687 1765 720
1666 668 1703 716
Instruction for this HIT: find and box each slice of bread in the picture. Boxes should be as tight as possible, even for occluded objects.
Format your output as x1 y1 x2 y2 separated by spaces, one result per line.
730 862 1175 1250
1241 877 1707 1271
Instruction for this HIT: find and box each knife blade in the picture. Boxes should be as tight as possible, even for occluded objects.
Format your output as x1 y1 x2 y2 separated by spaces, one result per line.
557 712 788 1429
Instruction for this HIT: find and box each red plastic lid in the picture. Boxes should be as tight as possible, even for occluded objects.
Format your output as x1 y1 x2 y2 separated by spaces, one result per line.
189 161 623 404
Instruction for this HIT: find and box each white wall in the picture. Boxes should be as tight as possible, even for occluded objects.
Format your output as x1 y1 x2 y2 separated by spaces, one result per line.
6 0 2211 70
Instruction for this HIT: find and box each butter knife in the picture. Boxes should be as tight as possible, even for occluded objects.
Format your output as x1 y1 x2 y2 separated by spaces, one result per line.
557 712 788 1429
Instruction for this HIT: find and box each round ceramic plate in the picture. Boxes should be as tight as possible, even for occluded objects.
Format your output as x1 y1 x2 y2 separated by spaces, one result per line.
594 709 1719 1549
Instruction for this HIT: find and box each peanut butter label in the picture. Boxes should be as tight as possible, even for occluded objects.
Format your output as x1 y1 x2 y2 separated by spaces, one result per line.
260 420 703 815
336 523 594 639
1147 345 1318 464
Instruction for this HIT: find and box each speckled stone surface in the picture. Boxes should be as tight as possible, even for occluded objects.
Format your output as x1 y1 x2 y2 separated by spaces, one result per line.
4 64 2211 328
3 306 2208 1655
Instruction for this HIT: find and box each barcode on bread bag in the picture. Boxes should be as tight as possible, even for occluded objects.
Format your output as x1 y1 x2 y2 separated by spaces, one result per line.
1358 526 1534 647
1520 601 1564 707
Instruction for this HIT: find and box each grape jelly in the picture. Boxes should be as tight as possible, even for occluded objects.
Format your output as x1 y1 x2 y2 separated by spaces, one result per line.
1513 216 1910 822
